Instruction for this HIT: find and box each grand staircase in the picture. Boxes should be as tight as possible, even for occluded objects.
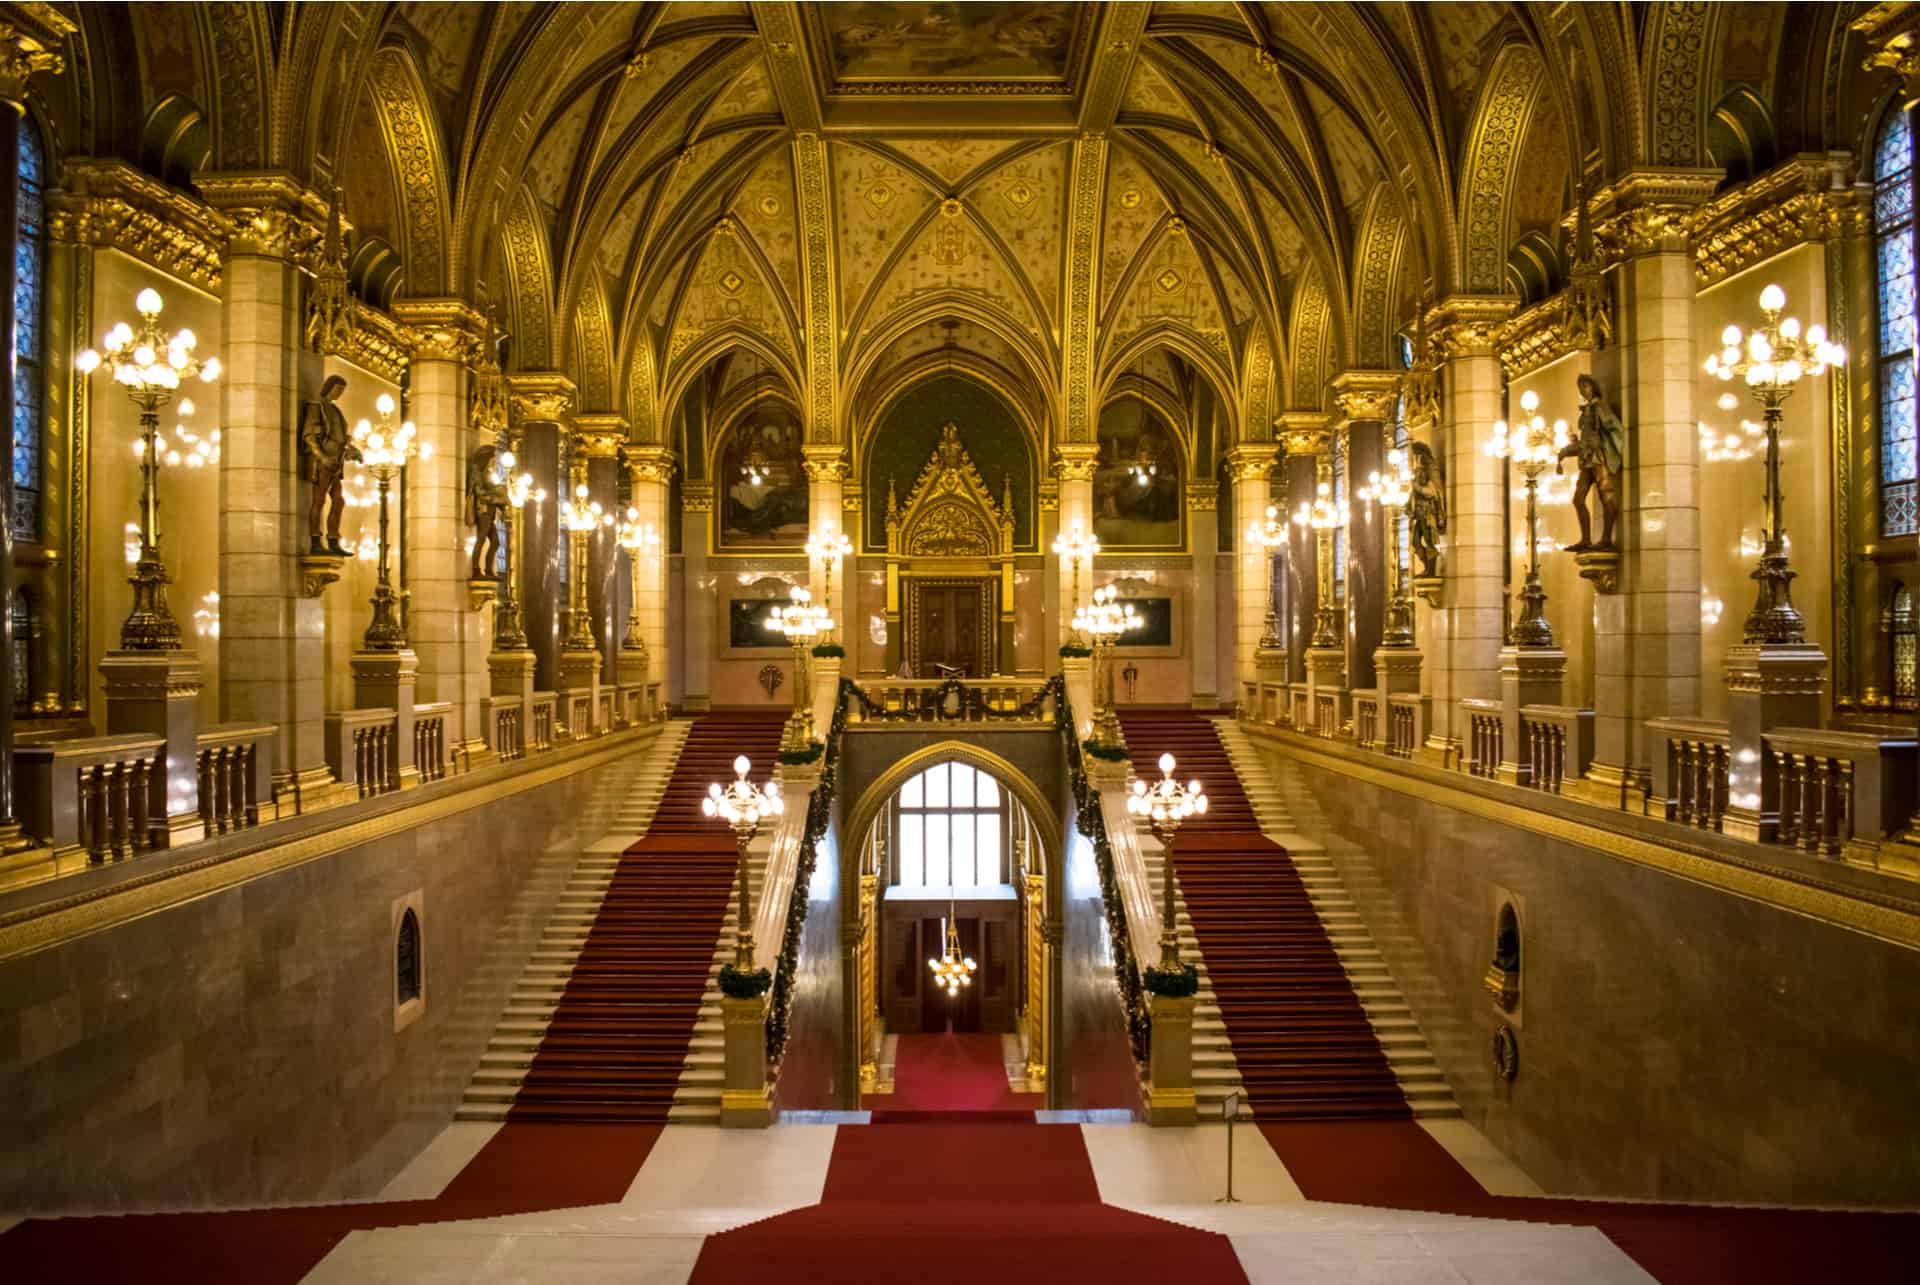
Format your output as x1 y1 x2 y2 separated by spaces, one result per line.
1118 711 1458 1121
455 714 786 1124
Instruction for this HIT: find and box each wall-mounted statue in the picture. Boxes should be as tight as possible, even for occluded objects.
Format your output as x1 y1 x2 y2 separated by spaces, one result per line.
300 374 358 555
1560 373 1623 552
1408 440 1447 578
467 443 507 579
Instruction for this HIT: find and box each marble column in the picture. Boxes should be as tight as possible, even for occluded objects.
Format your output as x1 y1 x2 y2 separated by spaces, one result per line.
682 483 713 712
573 417 626 686
1583 175 1715 800
803 445 849 630
1225 444 1279 699
202 176 335 805
1187 480 1219 709
1332 372 1400 693
507 374 573 693
392 300 486 756
627 445 674 707
1425 297 1514 757
1275 418 1327 686
1040 495 1061 662
1055 444 1098 626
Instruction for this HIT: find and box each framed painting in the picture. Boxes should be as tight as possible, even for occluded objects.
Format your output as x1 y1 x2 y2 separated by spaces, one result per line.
1093 398 1183 549
717 403 808 549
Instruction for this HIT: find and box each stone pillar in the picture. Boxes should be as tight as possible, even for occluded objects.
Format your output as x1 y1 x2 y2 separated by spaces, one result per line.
1146 993 1197 1126
1582 174 1717 799
682 483 713 712
1275 423 1324 686
1332 372 1400 693
1424 297 1514 758
392 301 486 757
1040 494 1061 661
1055 444 1099 628
202 175 336 805
1225 445 1278 702
507 374 573 692
351 649 419 788
1187 480 1218 709
721 994 775 1127
626 446 673 708
573 417 626 686
803 445 848 611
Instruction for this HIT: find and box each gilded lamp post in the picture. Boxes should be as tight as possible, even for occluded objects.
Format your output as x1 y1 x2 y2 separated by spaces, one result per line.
1703 283 1846 645
1074 584 1139 751
1052 522 1098 640
703 754 784 970
491 452 543 652
616 508 660 653
1487 390 1570 649
768 586 830 752
1248 504 1287 649
1292 471 1348 650
806 522 852 638
1128 751 1208 968
1359 448 1416 649
77 289 221 650
558 467 611 656
350 395 422 651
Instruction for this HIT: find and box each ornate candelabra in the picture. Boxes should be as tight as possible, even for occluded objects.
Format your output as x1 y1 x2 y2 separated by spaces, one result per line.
1292 472 1348 649
491 452 543 651
1486 390 1570 649
76 288 221 650
1248 504 1287 649
1074 584 1140 749
349 395 423 651
702 754 784 969
1703 283 1846 644
928 907 978 997
806 523 853 638
559 467 611 654
1052 522 1099 641
1127 751 1208 967
767 586 831 752
615 508 660 653
1358 448 1416 648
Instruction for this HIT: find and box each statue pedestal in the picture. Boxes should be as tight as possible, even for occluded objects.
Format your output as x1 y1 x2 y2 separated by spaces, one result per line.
720 995 775 1128
1305 647 1347 736
100 650 206 848
1722 642 1827 843
352 649 420 789
1496 647 1566 786
1145 993 1197 1126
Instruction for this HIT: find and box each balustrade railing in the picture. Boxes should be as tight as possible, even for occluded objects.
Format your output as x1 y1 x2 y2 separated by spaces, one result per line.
1518 706 1594 795
1765 727 1917 858
1386 694 1424 759
1290 685 1311 732
15 734 164 862
413 702 450 783
530 693 557 751
845 676 1058 725
327 708 398 800
595 689 615 735
195 723 272 835
1649 718 1731 831
482 695 524 761
1353 690 1380 750
1461 698 1503 779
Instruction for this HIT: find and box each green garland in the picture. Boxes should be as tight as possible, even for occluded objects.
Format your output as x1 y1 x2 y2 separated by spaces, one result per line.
1058 642 1092 659
1082 740 1129 762
777 741 824 766
810 643 845 659
1142 962 1199 998
718 963 773 999
763 685 851 1065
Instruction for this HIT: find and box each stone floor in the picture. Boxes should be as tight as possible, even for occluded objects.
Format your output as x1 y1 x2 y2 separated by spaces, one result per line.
297 1117 1648 1285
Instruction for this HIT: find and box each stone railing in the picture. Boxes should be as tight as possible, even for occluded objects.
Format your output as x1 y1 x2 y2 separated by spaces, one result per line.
195 722 273 836
15 733 164 862
482 694 524 760
1765 727 1917 859
1649 718 1731 832
1461 698 1504 779
844 676 1058 725
595 689 615 734
648 680 664 721
1386 694 1426 759
1289 685 1312 733
327 708 399 800
1519 706 1594 795
1353 689 1381 750
530 693 557 751
616 682 646 727
413 702 451 783
557 690 591 741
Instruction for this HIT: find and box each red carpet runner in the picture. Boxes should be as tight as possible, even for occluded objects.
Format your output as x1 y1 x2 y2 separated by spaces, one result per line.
866 1032 1044 1119
1119 711 1407 1120
508 712 785 1122
689 1122 1251 1285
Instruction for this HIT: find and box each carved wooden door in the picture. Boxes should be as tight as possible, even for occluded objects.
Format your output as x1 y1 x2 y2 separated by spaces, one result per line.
915 583 985 677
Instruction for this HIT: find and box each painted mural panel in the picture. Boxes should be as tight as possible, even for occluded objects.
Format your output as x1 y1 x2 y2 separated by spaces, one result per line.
823 4 1081 82
718 401 808 548
1094 397 1182 549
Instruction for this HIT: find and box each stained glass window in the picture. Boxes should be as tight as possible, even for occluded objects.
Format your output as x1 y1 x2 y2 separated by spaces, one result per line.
12 116 44 542
1876 106 1919 537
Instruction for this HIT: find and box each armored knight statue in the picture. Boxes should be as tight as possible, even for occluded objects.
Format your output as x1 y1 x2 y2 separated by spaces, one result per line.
300 374 359 555
468 443 508 579
1407 440 1447 578
1559 373 1624 552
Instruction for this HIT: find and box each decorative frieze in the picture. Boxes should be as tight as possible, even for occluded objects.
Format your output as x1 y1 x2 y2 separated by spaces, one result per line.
197 172 330 267
393 298 487 365
47 160 226 291
343 301 408 383
1687 156 1868 288
625 445 674 486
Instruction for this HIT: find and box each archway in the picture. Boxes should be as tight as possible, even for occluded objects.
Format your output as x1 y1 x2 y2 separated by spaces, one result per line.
843 742 1062 1112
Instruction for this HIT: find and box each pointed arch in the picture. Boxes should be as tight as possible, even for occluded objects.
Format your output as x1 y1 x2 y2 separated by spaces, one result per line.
1458 44 1548 296
363 45 454 297
571 273 616 412
499 188 554 370
1288 270 1333 412
1350 187 1408 369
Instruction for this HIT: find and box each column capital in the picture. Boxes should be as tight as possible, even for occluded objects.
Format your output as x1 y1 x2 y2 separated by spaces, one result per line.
1424 295 1517 361
198 171 329 263
626 444 675 485
0 5 74 106
1329 370 1401 424
1273 413 1332 458
507 371 575 425
572 414 629 457
1054 442 1101 483
392 298 488 364
1854 3 1920 100
1585 168 1722 263
801 442 850 482
1224 442 1279 481
1187 480 1218 511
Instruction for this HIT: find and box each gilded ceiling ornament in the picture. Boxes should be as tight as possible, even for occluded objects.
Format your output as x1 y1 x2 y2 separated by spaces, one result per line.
1584 170 1720 266
304 184 354 357
47 160 226 291
1062 136 1108 443
0 7 72 104
1684 156 1866 288
1647 1 1711 168
367 50 449 292
792 132 838 442
1460 47 1544 294
392 300 485 365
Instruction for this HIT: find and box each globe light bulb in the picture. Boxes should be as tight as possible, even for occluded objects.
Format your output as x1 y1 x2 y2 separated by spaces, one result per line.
734 754 751 776
1759 283 1786 312
376 392 395 416
1158 752 1175 774
200 357 220 381
136 288 163 316
1519 389 1539 413
76 349 100 373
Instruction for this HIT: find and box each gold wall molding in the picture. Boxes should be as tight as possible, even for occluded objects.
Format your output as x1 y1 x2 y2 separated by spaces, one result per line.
1686 156 1868 288
1583 168 1722 264
1062 134 1109 444
47 160 226 292
1252 726 1920 953
0 4 73 104
0 728 663 963
791 132 838 443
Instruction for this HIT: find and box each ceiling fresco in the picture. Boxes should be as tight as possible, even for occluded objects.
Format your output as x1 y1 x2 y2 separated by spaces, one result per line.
817 3 1086 85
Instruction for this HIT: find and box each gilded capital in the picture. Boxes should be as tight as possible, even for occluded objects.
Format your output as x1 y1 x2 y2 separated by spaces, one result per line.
1584 168 1722 264
801 443 850 483
0 6 74 105
1274 412 1331 458
1187 480 1219 511
1224 442 1279 482
683 482 714 514
1054 443 1100 483
1424 295 1516 361
571 414 629 458
392 298 488 364
1854 3 1920 97
626 445 675 487
1329 370 1401 424
199 172 328 263
507 371 576 425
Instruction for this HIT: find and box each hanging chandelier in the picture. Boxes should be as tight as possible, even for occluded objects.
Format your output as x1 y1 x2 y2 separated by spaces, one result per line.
927 914 977 997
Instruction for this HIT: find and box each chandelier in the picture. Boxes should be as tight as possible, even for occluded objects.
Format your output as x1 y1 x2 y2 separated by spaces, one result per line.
928 914 977 997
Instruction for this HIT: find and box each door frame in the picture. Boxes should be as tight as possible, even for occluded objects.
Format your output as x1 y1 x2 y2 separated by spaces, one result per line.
905 573 999 676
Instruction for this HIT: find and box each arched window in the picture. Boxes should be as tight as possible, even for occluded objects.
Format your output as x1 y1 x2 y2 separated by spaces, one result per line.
1875 104 1918 538
891 761 1007 889
12 114 45 543
396 908 422 1006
